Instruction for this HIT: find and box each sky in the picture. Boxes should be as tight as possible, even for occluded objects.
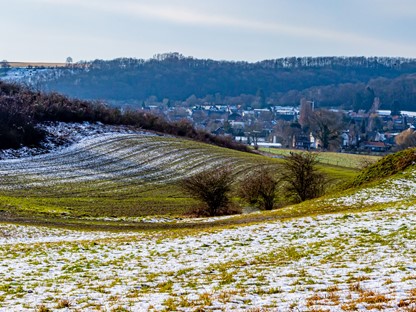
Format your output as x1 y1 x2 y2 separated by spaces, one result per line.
2 0 416 63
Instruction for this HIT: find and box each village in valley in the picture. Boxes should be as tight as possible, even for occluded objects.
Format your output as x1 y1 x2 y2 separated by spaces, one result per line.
140 96 416 153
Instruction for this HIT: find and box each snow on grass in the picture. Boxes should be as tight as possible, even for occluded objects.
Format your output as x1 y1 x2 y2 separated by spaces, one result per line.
0 124 243 190
0 223 139 245
328 171 416 208
0 201 415 311
1 124 415 310
0 135 235 192
0 121 153 160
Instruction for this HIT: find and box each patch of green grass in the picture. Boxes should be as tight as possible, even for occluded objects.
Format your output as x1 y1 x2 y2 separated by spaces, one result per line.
158 280 174 293
260 148 380 169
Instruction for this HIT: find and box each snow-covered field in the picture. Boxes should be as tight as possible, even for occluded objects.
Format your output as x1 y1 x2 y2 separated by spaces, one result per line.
0 180 415 311
1 67 64 89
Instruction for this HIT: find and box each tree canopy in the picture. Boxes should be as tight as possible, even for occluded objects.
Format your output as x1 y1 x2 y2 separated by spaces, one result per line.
28 54 416 111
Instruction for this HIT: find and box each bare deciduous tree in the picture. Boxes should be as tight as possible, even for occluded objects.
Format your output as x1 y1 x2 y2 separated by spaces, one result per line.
310 109 345 151
272 120 302 148
180 167 234 216
66 56 73 65
281 152 327 202
239 167 279 210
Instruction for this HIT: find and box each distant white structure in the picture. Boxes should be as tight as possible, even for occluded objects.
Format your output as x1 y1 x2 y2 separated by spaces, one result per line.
256 142 282 148
377 109 416 118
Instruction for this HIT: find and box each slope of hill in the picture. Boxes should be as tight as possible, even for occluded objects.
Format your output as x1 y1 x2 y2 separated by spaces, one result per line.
0 130 279 223
0 151 415 310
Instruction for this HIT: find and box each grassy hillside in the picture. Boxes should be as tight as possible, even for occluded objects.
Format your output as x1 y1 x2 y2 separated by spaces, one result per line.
0 133 358 227
260 148 380 169
0 133 274 223
0 148 416 310
352 147 416 186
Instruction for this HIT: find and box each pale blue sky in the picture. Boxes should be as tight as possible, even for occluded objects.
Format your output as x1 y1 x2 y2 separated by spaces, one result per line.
2 0 416 62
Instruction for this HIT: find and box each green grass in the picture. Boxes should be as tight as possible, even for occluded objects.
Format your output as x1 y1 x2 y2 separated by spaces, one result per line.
0 135 361 229
352 147 416 186
260 148 380 169
0 136 279 223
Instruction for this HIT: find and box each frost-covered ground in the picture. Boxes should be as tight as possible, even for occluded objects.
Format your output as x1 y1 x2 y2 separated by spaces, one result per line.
1 67 53 85
0 124 240 192
0 122 154 160
1 67 66 90
0 187 415 311
327 171 416 207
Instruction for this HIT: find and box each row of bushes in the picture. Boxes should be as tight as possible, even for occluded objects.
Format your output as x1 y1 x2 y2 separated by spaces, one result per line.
0 81 250 152
181 152 328 216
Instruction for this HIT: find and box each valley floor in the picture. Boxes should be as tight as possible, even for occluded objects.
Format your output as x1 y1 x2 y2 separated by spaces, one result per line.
0 200 415 311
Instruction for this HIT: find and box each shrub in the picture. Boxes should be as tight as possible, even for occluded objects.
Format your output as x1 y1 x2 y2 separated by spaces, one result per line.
180 167 235 216
281 152 327 202
239 167 279 210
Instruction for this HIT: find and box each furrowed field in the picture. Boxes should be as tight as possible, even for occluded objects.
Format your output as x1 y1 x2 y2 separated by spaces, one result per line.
0 133 281 224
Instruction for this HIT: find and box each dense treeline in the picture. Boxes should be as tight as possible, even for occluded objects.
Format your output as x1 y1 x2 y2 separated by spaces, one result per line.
272 74 416 111
34 53 416 110
0 81 250 152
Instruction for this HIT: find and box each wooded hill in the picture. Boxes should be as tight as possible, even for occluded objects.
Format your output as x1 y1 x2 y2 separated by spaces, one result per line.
29 53 416 110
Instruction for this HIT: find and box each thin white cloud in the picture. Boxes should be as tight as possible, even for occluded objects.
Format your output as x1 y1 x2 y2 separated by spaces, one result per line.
18 0 416 57
58 0 416 52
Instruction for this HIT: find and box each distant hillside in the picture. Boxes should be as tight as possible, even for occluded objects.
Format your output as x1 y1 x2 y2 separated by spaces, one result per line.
13 53 416 110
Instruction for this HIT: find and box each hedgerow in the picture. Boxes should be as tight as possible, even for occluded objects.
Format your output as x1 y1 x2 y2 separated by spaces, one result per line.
0 81 250 152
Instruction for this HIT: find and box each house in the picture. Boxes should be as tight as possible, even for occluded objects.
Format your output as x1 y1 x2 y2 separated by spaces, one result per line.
229 121 245 136
362 141 390 152
207 106 229 120
292 133 319 149
254 109 273 122
228 112 243 122
341 131 350 147
272 106 298 121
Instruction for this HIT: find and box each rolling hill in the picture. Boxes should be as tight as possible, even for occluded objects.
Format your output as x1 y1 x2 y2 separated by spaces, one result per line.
0 130 281 223
0 136 415 310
